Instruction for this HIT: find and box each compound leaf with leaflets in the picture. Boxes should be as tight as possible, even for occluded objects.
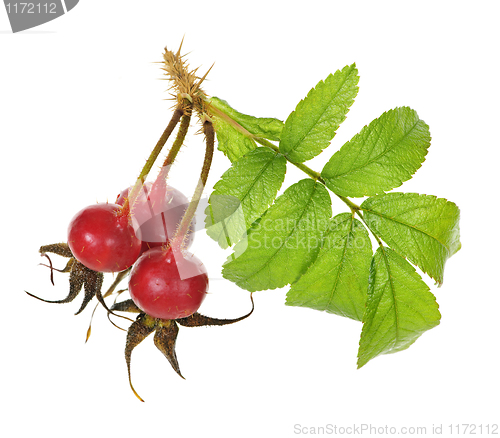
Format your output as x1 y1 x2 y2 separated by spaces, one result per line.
222 179 332 292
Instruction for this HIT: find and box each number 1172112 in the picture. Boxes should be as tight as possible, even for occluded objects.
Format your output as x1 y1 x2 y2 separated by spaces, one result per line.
5 3 57 14
449 424 498 435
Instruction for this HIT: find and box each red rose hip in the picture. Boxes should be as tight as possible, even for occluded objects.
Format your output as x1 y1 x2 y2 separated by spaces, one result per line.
128 246 208 320
68 203 142 272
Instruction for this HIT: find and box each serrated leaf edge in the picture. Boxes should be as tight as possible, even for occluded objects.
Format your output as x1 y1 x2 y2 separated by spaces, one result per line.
206 148 287 248
357 246 441 368
280 64 359 162
321 107 431 197
361 192 461 285
222 180 329 291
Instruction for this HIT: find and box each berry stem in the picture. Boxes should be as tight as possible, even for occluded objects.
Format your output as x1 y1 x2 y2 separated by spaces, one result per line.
149 108 193 245
172 119 214 249
152 109 192 188
121 108 183 216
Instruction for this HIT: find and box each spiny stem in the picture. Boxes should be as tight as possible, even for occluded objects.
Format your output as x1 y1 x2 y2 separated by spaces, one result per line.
172 119 214 249
154 110 192 186
121 108 183 216
148 109 193 245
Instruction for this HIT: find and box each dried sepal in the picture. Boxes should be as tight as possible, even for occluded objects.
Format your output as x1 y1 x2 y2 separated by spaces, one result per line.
25 259 86 305
75 269 104 315
39 242 73 258
86 287 131 343
102 268 131 299
110 299 142 313
67 261 87 303
85 302 99 343
90 276 134 324
125 314 158 402
177 293 254 327
59 257 76 273
39 253 56 285
154 320 184 379
26 258 109 318
39 254 75 286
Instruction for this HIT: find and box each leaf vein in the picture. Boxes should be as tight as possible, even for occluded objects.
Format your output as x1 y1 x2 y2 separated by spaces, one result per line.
332 116 420 179
239 183 320 284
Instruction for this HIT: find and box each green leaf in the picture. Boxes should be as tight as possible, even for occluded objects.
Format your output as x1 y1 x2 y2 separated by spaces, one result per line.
361 193 461 285
222 179 332 292
286 213 372 321
321 107 431 197
210 97 284 141
357 247 441 368
279 64 359 163
211 113 256 162
205 147 287 249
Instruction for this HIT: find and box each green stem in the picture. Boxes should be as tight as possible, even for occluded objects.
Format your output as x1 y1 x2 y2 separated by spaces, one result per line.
149 111 192 246
157 112 192 180
254 137 324 181
254 137 364 214
172 119 215 249
337 195 361 214
151 110 191 198
355 210 384 247
208 103 381 244
121 108 183 215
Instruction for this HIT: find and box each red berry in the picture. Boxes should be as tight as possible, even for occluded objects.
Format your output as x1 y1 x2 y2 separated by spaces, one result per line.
68 203 142 272
116 182 194 253
128 247 208 320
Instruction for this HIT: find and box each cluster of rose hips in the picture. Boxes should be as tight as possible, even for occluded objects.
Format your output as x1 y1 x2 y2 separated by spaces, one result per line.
69 180 206 320
27 43 253 401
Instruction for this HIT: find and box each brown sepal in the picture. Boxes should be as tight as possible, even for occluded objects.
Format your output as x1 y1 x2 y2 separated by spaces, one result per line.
75 268 104 315
102 268 131 299
177 293 254 327
25 259 86 305
110 299 142 313
39 242 73 258
125 314 157 402
154 321 184 379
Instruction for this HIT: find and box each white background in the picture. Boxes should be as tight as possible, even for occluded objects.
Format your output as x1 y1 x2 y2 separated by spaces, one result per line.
1 1 499 437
